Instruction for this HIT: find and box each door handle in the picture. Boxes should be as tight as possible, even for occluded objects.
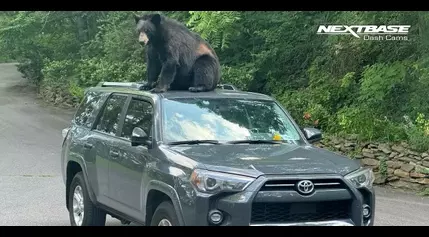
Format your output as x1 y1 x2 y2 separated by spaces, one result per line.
83 143 93 149
109 151 119 157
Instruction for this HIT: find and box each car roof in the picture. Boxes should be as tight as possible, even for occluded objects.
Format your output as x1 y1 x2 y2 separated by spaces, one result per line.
87 85 274 101
156 90 273 100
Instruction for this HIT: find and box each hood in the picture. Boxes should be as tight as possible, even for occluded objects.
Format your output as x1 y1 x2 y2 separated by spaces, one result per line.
164 143 360 177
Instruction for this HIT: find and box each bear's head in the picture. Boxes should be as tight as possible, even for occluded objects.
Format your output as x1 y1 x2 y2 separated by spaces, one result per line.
134 13 162 46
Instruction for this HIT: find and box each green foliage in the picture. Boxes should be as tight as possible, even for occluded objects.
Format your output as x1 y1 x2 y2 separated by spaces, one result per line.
187 11 241 51
358 62 409 118
1 11 429 148
403 113 429 152
42 59 77 86
69 81 85 101
77 58 146 87
337 106 407 141
220 64 255 90
379 157 388 179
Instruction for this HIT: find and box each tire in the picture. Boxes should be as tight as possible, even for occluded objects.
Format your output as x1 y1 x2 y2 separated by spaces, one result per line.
150 201 180 226
68 171 106 226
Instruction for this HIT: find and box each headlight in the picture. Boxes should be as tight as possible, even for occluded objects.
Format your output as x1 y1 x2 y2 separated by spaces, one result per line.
345 168 375 189
190 169 255 194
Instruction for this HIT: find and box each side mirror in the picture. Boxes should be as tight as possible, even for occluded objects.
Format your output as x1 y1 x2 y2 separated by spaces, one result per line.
302 127 322 143
131 127 152 147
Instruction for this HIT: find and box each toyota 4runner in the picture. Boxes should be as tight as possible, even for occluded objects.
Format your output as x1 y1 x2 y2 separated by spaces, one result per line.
61 82 375 226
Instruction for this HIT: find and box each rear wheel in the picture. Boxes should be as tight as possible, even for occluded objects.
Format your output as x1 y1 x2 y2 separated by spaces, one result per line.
68 172 106 226
150 201 180 226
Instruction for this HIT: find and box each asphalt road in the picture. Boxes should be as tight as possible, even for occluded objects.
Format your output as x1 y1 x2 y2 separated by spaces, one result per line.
0 62 428 226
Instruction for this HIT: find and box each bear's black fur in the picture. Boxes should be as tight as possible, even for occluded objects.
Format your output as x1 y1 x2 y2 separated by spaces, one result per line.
134 13 221 93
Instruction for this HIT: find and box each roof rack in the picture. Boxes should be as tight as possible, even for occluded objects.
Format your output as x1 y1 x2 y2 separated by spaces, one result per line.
96 81 146 90
96 81 239 92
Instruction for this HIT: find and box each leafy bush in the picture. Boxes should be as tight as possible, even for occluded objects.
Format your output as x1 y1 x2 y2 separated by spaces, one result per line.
77 58 146 87
68 81 85 101
42 59 77 86
337 106 407 142
403 113 429 152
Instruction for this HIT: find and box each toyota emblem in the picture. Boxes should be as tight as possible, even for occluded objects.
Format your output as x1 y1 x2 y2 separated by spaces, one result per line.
296 180 314 195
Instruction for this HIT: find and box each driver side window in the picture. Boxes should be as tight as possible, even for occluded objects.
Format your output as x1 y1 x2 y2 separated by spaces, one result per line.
120 98 153 140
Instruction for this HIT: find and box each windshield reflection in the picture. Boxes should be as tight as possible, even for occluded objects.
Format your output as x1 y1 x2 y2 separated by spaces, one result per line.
161 98 302 143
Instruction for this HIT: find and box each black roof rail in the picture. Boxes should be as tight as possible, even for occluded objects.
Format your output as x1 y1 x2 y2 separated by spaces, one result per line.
96 81 147 90
217 84 238 91
97 81 240 92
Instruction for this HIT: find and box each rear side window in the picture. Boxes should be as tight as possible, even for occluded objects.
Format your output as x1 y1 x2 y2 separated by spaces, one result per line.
74 91 105 128
95 94 128 136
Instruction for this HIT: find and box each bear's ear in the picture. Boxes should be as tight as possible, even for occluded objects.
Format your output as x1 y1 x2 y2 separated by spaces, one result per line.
133 13 141 24
150 13 161 26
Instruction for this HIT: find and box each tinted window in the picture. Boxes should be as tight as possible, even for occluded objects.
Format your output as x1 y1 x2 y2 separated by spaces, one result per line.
95 94 127 136
74 91 105 128
121 98 153 140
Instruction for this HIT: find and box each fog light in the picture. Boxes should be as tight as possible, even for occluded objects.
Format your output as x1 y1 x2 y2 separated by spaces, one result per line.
362 204 371 218
208 210 223 225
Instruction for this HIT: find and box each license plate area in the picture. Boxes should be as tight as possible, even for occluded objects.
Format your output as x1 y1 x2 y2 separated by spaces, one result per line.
290 203 317 214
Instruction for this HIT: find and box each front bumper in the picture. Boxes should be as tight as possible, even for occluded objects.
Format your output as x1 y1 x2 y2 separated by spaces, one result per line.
180 174 376 226
250 220 354 226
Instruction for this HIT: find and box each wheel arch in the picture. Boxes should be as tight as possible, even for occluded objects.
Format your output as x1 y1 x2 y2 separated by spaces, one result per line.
145 180 185 226
66 159 97 210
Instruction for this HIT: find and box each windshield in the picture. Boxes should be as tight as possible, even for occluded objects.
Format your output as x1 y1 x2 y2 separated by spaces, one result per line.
161 98 303 143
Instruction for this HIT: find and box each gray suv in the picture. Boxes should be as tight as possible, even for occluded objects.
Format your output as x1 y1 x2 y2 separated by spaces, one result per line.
61 82 375 226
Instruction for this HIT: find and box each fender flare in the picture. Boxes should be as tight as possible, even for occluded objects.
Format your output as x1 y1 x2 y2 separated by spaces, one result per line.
146 180 186 226
66 158 98 205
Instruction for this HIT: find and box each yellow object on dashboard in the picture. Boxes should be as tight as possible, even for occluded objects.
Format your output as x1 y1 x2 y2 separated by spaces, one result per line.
272 133 282 141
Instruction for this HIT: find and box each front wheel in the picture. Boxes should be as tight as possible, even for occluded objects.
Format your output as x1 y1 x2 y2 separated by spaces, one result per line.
150 201 180 226
68 172 106 226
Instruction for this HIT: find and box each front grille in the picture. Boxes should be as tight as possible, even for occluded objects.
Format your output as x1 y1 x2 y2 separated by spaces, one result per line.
259 178 346 192
251 200 351 224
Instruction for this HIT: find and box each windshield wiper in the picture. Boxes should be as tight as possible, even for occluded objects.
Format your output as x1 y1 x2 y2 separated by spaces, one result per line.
226 140 284 144
167 140 221 145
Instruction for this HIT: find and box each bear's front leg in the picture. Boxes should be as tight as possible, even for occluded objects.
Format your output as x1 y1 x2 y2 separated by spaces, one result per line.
150 59 177 93
142 46 162 90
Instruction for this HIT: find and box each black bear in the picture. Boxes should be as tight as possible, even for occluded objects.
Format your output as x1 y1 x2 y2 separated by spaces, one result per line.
134 13 221 93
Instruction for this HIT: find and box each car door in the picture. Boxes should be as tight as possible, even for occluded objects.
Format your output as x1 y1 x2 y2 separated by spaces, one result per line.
90 93 129 205
108 95 155 220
